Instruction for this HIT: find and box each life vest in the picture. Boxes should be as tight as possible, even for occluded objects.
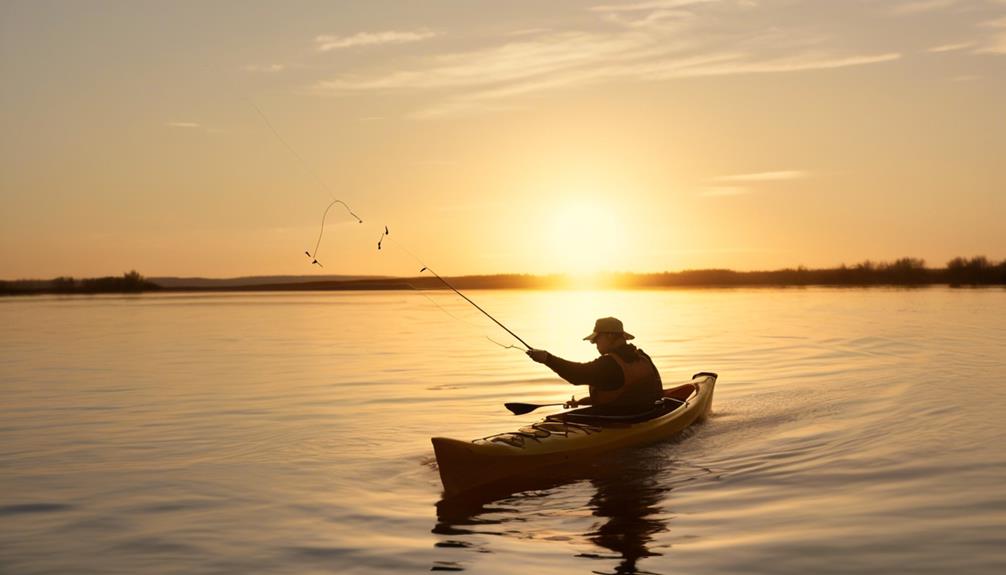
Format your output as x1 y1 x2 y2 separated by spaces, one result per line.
589 349 663 409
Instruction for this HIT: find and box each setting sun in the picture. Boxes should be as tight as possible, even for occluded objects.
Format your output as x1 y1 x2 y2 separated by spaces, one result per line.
546 200 625 275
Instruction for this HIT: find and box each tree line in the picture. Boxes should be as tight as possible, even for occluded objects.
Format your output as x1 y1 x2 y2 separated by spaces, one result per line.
1 257 1004 295
621 256 1006 288
0 271 160 295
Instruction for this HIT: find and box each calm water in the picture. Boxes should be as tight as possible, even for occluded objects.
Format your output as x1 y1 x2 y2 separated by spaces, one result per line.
2 288 1005 574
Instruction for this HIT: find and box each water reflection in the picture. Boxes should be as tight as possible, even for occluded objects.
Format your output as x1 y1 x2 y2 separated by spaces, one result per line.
433 445 710 573
580 460 671 574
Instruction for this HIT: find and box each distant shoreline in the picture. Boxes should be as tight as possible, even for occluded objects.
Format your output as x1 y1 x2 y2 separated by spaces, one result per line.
2 258 1004 296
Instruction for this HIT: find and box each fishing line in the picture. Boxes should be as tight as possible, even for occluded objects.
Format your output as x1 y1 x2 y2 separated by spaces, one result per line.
242 97 363 267
211 64 364 268
486 337 527 352
306 199 364 267
225 72 527 351
403 282 514 348
380 228 531 350
419 265 532 350
401 282 523 351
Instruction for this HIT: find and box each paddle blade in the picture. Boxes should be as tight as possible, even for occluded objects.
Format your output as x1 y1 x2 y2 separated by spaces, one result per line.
504 402 539 416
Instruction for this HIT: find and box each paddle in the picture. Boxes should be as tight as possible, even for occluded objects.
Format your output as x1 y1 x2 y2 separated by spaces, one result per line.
504 402 566 416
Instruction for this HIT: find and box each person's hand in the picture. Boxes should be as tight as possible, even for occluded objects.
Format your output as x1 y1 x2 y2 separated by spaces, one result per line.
564 395 579 409
526 349 550 363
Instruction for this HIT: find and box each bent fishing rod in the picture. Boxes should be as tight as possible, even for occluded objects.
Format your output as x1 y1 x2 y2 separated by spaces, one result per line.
419 265 533 351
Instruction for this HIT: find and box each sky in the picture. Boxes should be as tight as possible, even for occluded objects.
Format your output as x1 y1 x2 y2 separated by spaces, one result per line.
1 0 1004 279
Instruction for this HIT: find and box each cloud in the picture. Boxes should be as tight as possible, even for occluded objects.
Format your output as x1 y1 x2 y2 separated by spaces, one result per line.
590 0 718 13
315 30 436 51
975 17 1006 54
890 0 960 15
700 169 808 197
314 3 902 116
242 63 286 72
507 28 553 37
165 122 201 128
927 41 975 52
713 170 808 183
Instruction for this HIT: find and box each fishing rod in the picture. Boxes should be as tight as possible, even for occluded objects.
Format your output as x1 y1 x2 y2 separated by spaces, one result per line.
374 227 530 350
419 265 533 351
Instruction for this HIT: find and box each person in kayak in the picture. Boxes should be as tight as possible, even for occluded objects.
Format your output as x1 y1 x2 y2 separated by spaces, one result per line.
527 317 663 415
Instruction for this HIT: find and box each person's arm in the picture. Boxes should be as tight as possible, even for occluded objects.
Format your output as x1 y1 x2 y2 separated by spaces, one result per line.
527 350 622 389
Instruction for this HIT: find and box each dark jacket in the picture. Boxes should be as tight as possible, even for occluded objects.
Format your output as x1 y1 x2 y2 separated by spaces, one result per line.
543 343 663 415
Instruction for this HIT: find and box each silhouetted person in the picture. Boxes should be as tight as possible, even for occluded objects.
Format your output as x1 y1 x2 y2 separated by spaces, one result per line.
527 317 663 415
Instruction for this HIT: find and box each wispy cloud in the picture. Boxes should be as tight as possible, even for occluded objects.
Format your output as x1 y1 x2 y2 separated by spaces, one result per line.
590 0 717 13
242 63 286 73
890 0 960 16
713 170 808 183
701 169 808 197
927 41 975 52
507 28 552 37
165 122 201 128
313 3 902 117
315 30 436 51
975 17 1006 54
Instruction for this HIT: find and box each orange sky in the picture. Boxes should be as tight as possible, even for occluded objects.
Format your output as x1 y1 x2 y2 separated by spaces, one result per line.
1 0 1004 278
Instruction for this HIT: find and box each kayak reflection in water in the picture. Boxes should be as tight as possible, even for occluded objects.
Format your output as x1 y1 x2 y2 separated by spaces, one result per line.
527 317 664 416
432 446 676 574
583 452 671 574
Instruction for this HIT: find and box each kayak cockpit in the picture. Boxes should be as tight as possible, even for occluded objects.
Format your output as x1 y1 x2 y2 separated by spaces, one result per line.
552 382 699 425
477 382 701 448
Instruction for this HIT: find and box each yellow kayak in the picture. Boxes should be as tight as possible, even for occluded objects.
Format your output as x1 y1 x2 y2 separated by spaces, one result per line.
432 372 717 496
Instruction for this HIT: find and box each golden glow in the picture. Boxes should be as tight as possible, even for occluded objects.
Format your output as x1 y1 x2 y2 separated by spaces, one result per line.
0 3 1003 278
546 200 625 275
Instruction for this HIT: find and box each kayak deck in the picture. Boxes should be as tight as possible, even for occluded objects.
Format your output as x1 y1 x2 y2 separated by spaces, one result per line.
432 372 717 496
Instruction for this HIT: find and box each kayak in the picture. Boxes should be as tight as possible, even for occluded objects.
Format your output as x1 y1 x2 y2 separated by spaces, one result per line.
432 371 717 496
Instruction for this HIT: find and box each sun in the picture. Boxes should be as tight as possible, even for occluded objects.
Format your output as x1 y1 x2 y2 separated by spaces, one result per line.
546 200 624 276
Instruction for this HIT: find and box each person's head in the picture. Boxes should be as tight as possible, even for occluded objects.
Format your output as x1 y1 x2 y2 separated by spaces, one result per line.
584 317 634 354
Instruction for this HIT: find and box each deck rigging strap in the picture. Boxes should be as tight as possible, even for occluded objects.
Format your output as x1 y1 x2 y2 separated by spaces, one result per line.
480 420 604 448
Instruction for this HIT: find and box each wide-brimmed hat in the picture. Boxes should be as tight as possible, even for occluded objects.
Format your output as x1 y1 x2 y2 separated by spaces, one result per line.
583 316 634 343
